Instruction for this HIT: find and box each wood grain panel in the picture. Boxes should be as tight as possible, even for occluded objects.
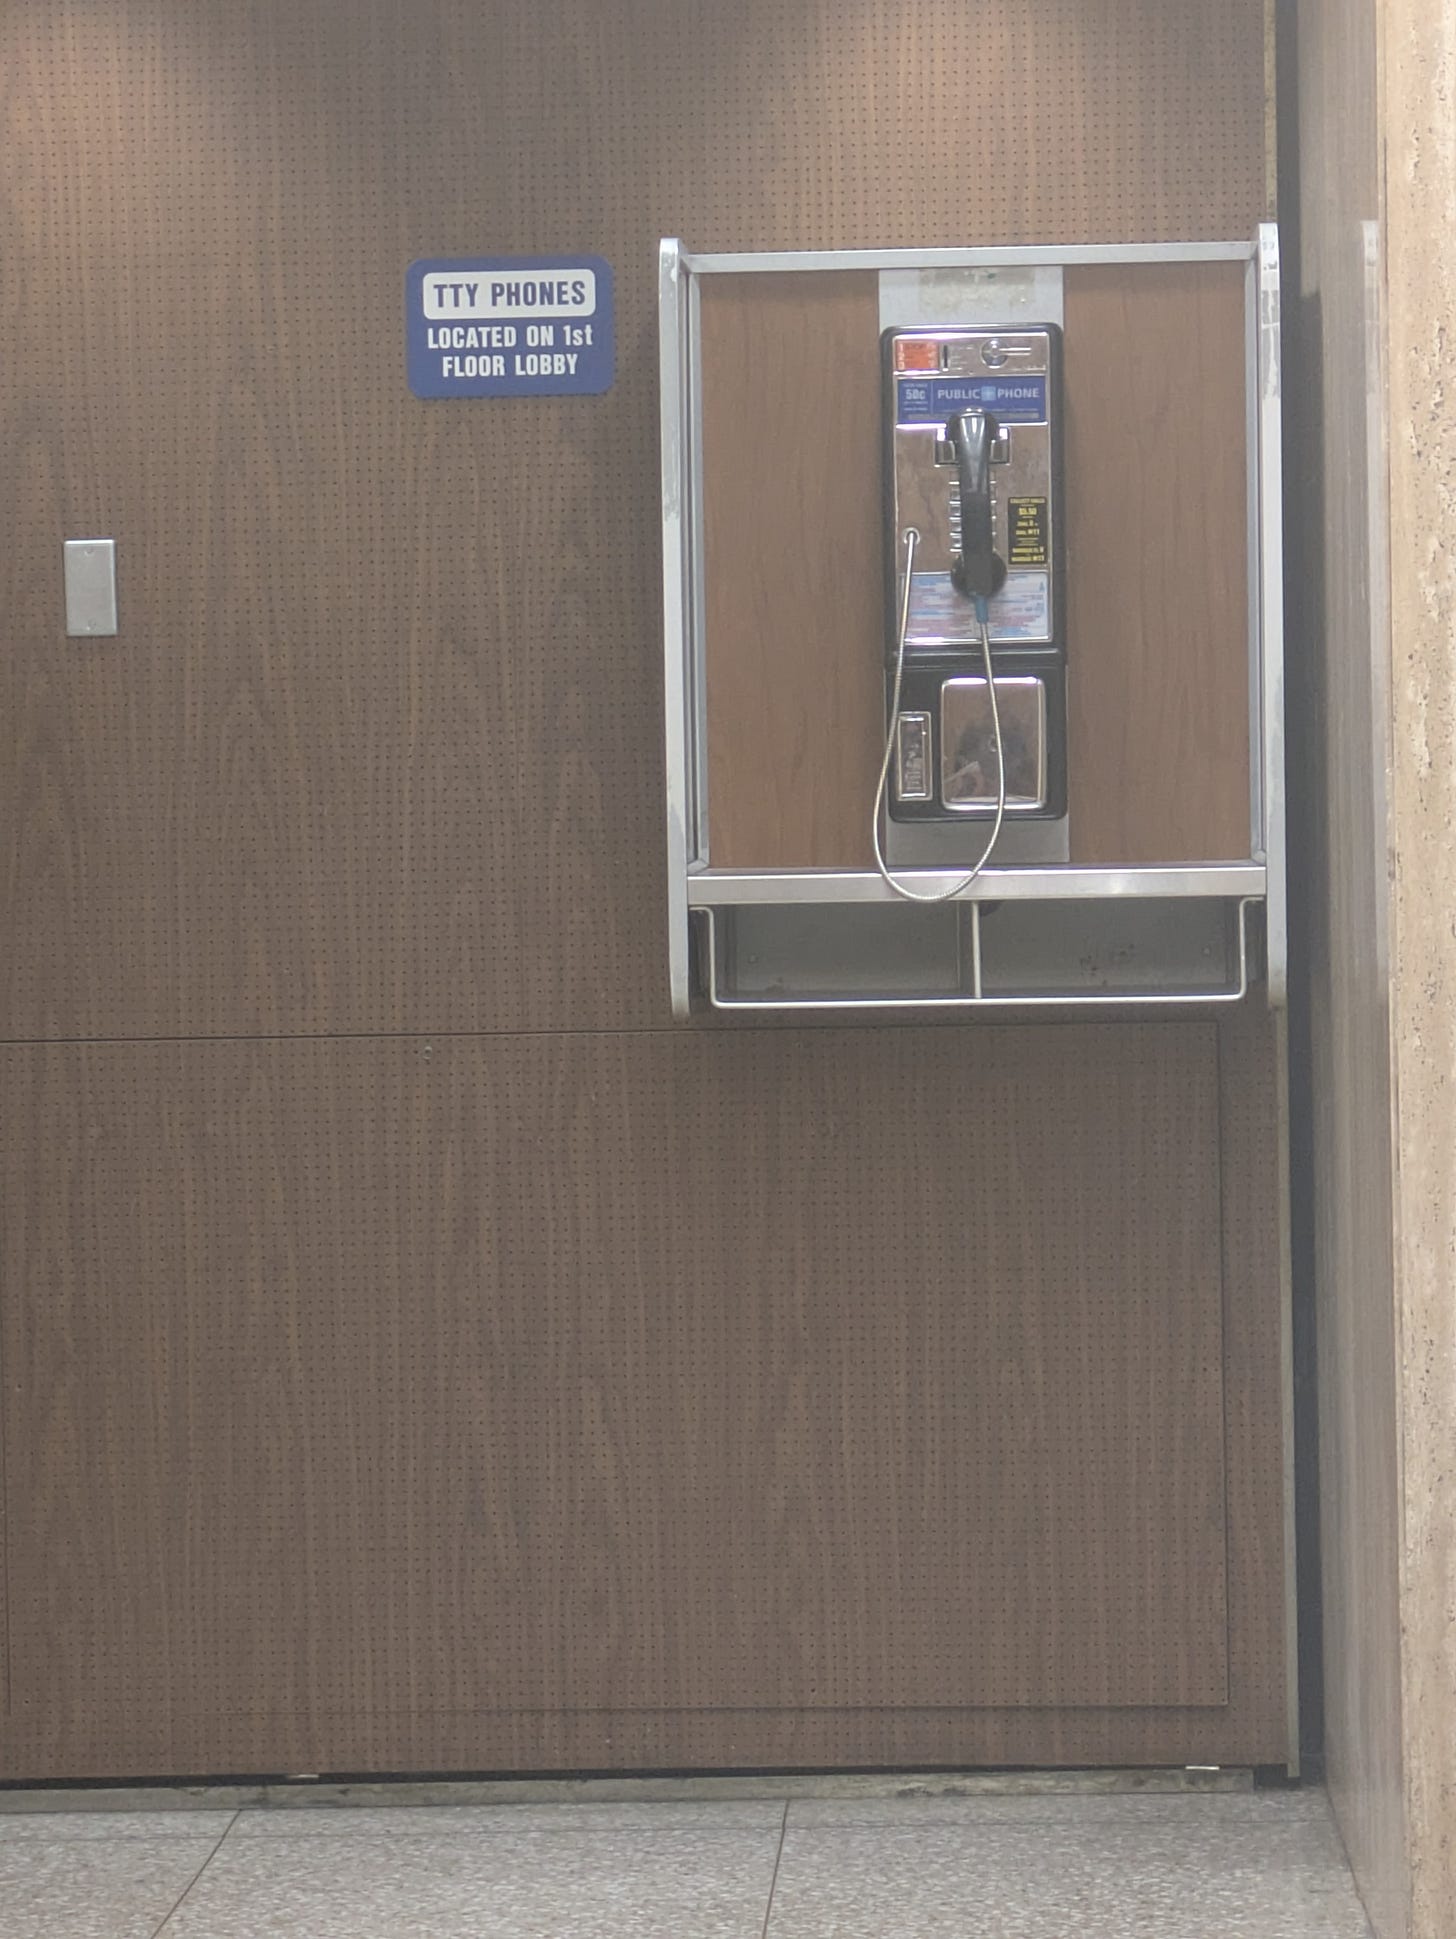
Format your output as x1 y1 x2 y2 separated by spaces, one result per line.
1217 1000 1297 1768
0 1019 1292 1782
2 1028 1230 1777
1063 263 1253 863
0 0 1268 1037
0 0 1285 1790
703 262 1256 872
702 276 884 868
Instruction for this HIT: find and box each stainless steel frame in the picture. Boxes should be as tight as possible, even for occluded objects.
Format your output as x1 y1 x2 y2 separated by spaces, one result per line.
659 233 1286 1018
658 241 692 1017
698 898 1256 1011
687 864 1266 906
1256 224 1288 1004
683 243 1255 274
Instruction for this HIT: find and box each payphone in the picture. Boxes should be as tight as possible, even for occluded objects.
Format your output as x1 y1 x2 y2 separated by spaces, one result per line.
659 232 1283 1015
874 325 1065 897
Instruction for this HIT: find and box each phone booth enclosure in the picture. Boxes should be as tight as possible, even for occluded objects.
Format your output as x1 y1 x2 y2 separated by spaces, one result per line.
697 260 1252 876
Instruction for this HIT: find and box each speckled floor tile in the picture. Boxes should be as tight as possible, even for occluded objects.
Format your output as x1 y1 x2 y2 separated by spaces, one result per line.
0 1810 236 1843
157 1822 782 1937
786 1788 1333 1829
0 1832 226 1939
226 1799 784 1838
766 1807 1374 1938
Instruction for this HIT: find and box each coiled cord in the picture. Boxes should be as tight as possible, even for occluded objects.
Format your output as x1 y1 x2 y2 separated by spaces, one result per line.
872 526 1007 902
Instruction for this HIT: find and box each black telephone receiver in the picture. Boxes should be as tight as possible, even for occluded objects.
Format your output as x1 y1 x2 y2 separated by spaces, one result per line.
947 410 1008 602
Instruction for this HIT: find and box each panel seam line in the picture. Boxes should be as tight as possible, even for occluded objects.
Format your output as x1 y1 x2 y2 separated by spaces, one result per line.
759 1801 789 1939
147 1807 238 1936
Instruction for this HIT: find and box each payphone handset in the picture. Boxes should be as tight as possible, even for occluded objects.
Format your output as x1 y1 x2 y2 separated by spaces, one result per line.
872 325 1066 901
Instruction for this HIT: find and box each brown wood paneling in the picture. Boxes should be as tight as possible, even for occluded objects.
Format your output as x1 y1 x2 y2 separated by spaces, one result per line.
0 0 1284 1788
1217 1000 1297 1767
0 188 668 1042
702 275 884 868
0 0 1268 1037
701 261 1257 873
1063 262 1253 863
0 1023 1277 1782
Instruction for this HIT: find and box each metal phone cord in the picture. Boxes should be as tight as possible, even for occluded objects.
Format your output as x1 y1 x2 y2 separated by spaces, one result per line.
872 527 1007 902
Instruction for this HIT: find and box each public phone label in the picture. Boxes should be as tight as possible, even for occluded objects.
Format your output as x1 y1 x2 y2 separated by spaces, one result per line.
896 374 1048 425
406 254 615 397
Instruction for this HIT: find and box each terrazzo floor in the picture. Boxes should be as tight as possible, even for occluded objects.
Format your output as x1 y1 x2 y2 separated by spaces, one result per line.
0 1788 1374 1938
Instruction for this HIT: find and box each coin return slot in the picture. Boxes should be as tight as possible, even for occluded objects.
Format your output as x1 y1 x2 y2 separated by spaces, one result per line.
942 677 1047 811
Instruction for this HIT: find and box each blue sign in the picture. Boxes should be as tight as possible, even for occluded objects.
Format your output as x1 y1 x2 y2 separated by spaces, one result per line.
897 374 1047 425
406 254 614 398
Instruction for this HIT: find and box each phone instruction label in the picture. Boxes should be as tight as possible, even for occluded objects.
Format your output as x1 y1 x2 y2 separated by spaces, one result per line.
406 254 614 397
1008 497 1050 567
906 570 1051 645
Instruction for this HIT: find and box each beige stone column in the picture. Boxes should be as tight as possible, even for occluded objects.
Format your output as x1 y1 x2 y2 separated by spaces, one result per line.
1294 0 1456 1931
1382 5 1456 1936
1292 0 1404 1927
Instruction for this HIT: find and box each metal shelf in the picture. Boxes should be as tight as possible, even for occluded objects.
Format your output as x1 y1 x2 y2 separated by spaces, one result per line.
687 864 1266 907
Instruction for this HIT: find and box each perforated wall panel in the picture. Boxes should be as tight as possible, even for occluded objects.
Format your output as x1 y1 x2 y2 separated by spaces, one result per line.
0 0 1268 1037
0 1023 1288 1780
0 0 1285 1781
